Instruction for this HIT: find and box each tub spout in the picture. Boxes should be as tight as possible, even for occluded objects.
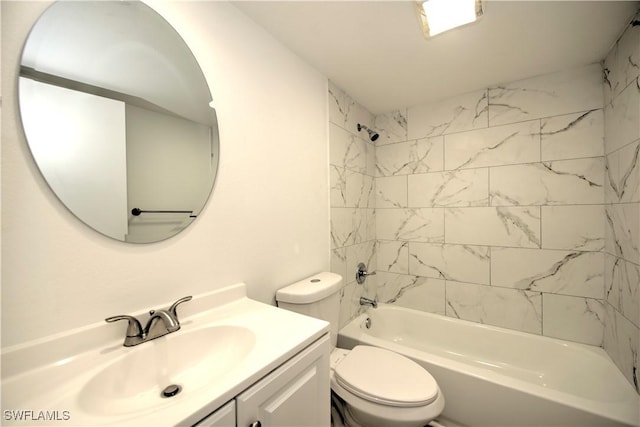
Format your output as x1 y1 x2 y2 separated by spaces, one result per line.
359 297 377 308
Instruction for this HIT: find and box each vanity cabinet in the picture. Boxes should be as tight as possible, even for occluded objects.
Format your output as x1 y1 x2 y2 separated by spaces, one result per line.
237 334 330 427
196 401 236 427
195 334 330 427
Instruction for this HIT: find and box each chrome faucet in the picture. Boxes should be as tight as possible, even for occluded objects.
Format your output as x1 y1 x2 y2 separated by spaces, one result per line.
355 262 376 285
359 297 378 308
106 296 192 347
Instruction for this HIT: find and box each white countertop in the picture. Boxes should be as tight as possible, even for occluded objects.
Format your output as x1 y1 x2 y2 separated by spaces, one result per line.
1 283 330 426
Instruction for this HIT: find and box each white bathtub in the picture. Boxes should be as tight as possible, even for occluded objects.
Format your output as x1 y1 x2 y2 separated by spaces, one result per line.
337 305 640 427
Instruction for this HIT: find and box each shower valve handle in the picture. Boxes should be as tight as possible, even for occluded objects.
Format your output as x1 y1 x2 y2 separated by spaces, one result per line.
356 262 376 285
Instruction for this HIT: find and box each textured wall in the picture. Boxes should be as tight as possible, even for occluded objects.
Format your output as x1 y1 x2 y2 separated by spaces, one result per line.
331 47 640 393
328 82 378 328
602 14 640 394
332 63 610 345
372 63 607 345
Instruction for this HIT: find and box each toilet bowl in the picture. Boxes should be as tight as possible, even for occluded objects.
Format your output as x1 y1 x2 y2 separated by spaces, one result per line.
276 272 444 427
330 347 444 427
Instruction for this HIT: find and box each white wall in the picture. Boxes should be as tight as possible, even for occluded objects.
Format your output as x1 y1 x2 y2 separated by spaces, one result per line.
125 105 213 243
1 1 329 347
19 78 128 241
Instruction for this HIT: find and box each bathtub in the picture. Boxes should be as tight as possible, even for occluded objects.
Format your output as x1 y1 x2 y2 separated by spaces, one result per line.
337 305 640 427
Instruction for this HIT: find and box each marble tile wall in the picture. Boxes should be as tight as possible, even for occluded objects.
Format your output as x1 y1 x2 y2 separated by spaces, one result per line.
328 11 639 395
328 83 378 328
602 15 640 394
373 62 608 347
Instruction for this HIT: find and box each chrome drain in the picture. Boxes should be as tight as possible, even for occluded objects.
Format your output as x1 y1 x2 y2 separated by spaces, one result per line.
161 384 182 398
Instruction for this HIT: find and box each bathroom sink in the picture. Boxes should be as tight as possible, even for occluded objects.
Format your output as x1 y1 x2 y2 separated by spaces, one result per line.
79 325 255 415
2 284 330 426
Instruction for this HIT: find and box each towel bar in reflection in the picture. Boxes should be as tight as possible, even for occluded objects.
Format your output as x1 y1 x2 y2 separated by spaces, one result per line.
131 208 196 218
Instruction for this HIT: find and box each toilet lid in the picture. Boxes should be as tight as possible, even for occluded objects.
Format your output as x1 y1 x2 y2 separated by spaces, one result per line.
335 346 438 408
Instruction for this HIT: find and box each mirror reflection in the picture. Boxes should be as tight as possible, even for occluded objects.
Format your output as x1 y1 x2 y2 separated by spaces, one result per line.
19 1 219 243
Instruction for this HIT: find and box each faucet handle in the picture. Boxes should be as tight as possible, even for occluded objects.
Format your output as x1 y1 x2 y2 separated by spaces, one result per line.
168 296 192 319
105 315 144 338
356 262 376 285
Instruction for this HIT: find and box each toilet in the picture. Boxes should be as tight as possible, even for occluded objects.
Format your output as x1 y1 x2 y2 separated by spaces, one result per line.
276 272 444 427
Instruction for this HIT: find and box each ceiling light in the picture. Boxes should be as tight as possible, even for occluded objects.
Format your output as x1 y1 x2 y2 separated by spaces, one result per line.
417 0 483 38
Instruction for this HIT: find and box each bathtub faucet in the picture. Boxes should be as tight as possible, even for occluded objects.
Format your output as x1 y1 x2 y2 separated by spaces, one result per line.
359 297 378 308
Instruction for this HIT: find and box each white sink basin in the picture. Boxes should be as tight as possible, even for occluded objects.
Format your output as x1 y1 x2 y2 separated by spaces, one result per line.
1 284 330 426
79 326 255 415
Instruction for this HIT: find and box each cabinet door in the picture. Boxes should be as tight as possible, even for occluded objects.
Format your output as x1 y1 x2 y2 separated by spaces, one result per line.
193 400 236 427
236 334 330 427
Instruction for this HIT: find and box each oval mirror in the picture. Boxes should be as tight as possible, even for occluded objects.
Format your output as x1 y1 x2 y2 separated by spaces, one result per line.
18 1 219 243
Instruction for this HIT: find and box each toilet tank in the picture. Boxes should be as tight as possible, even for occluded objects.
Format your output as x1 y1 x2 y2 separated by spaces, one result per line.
276 272 343 347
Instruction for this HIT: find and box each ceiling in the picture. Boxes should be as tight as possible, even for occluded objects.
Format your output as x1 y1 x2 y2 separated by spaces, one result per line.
234 1 639 115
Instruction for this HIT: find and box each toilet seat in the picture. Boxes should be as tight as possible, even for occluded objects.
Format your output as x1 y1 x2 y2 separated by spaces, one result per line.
334 346 439 408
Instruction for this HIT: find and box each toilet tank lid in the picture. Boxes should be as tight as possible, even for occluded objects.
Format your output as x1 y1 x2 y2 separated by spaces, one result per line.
276 272 343 304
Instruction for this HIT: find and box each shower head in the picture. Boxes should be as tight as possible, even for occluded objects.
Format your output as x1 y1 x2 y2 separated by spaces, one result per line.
357 123 379 142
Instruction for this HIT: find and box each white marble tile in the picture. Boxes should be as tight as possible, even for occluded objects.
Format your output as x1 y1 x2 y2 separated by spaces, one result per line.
603 302 640 393
376 136 444 177
328 81 374 134
330 165 347 208
375 272 445 315
605 254 640 328
328 82 354 127
606 140 640 203
541 109 604 161
446 281 542 334
603 17 640 104
490 158 605 206
408 89 488 139
331 208 355 249
330 122 368 173
605 203 640 265
377 208 444 242
604 79 640 155
409 243 490 285
346 240 377 284
541 205 605 251
375 176 407 208
543 294 604 346
331 247 347 284
445 207 541 248
353 209 367 246
353 208 376 244
444 120 540 170
374 110 408 145
408 168 489 207
346 171 374 208
368 209 377 242
488 64 603 126
491 248 604 299
377 240 409 274
338 280 366 329
365 140 376 177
